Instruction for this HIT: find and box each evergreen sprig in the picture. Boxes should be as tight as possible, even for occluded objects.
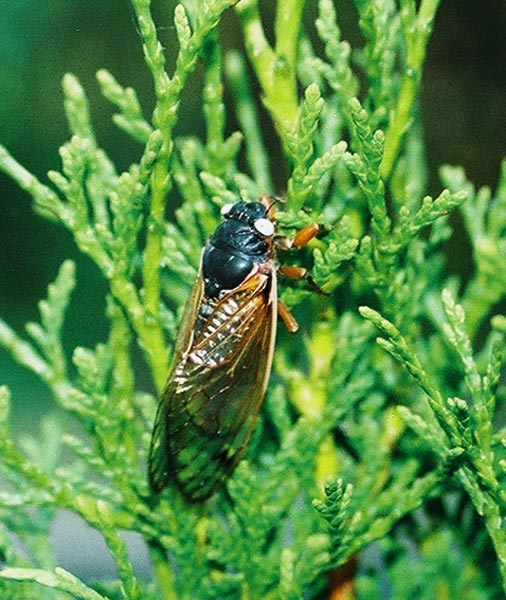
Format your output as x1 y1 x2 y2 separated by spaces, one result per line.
1 0 505 598
360 301 506 586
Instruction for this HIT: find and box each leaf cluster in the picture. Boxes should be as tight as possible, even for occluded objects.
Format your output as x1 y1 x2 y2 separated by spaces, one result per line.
1 0 506 599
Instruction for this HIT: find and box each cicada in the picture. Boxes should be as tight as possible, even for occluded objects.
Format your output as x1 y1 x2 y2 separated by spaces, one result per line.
148 198 319 501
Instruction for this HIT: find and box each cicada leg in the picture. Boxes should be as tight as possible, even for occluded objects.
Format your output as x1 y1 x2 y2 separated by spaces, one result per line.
259 194 283 216
276 222 321 251
291 222 321 248
276 221 328 332
279 263 326 295
278 300 299 333
278 221 328 294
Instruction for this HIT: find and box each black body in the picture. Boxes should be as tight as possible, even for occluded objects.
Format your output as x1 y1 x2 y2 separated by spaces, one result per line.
203 201 271 297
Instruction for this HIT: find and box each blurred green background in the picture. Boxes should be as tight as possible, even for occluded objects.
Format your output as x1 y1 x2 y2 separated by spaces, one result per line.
1 0 506 582
1 0 506 422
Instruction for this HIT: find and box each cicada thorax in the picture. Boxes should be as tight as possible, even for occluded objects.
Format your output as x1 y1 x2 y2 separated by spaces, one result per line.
202 203 275 298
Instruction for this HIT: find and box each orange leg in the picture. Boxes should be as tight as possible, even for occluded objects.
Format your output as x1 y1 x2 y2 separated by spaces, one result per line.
292 222 321 248
279 265 308 279
277 221 328 317
279 261 327 295
278 301 299 333
276 222 321 250
275 218 327 330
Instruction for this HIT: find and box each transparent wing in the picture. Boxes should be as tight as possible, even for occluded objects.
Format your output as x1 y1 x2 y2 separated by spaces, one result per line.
148 265 277 501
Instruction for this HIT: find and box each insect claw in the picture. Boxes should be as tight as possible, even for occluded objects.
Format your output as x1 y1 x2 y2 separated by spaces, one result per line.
307 275 330 296
279 264 328 295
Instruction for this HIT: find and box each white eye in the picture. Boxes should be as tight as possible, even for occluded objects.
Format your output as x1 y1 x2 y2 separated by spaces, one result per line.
254 218 275 237
221 203 234 217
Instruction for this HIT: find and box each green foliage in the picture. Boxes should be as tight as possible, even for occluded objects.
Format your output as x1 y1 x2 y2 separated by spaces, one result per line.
0 0 505 598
